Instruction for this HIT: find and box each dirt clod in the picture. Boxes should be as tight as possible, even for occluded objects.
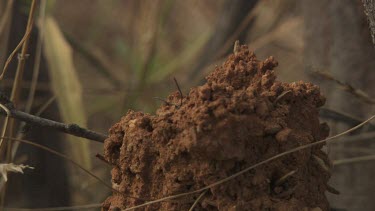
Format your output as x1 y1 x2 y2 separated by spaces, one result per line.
102 45 331 211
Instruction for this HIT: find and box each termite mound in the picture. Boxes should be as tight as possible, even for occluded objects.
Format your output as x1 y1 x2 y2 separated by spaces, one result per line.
102 45 331 211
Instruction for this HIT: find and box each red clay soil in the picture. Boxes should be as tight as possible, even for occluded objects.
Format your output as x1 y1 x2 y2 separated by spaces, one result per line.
102 45 331 211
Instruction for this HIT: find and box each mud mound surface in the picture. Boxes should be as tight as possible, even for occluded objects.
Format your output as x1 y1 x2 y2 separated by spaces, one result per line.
102 45 331 211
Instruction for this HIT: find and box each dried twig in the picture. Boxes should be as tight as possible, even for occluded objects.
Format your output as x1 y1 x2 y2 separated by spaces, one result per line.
274 90 292 104
0 27 33 80
326 184 340 195
4 137 147 201
122 115 375 210
233 40 240 55
188 189 208 211
0 100 107 143
3 137 114 193
173 77 184 107
153 97 171 106
312 155 331 173
312 70 375 104
275 170 297 186
34 96 56 116
95 153 111 166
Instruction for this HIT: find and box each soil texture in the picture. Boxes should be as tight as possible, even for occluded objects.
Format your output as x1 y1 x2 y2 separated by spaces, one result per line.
102 45 331 211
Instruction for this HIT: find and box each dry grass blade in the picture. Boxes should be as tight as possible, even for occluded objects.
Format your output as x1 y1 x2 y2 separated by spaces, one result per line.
63 32 122 88
173 77 183 107
0 163 34 182
123 115 375 210
35 96 56 116
0 0 14 37
5 203 101 211
43 16 91 168
333 155 375 166
275 170 297 186
312 155 330 172
313 70 375 104
320 108 375 130
188 189 208 211
3 136 113 193
0 0 36 82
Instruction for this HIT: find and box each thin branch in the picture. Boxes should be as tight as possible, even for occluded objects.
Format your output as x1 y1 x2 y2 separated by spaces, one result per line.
0 101 107 143
173 77 183 107
312 70 375 104
123 114 375 210
35 95 56 116
188 189 208 211
3 136 114 193
153 97 171 106
4 136 147 202
95 153 111 166
275 170 297 186
0 26 32 80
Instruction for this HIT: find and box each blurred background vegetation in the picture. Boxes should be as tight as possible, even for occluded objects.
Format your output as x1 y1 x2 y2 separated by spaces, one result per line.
0 0 374 210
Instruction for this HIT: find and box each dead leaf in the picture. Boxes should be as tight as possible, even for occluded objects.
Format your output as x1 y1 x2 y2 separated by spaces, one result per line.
0 163 34 182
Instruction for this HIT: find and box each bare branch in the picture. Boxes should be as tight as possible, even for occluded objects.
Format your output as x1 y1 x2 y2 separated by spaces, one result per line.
173 77 184 107
0 99 107 143
312 70 375 104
